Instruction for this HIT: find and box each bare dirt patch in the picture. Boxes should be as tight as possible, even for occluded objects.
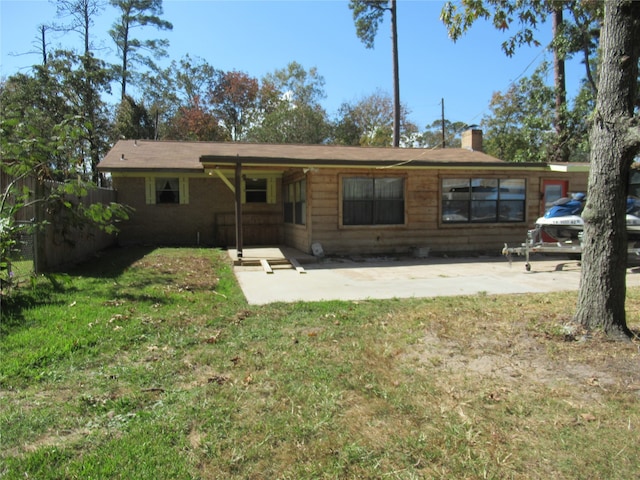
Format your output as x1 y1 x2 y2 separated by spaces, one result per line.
408 325 640 404
132 253 220 292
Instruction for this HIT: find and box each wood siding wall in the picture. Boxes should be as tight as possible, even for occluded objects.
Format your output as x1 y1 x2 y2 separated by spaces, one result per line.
300 168 588 256
282 170 312 252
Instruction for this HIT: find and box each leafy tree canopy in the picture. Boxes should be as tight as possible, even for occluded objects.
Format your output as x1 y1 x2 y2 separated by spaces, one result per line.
164 96 227 142
248 62 330 144
481 62 555 162
413 119 468 149
209 70 260 142
109 0 173 98
349 0 389 49
331 90 416 147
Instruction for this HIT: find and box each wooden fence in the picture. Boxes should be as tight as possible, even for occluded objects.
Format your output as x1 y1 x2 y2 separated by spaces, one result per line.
2 172 118 273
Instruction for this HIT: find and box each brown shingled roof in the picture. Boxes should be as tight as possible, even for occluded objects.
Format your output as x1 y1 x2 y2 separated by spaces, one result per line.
98 139 516 173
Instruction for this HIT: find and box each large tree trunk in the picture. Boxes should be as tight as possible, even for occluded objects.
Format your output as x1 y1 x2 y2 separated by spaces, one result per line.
574 0 640 339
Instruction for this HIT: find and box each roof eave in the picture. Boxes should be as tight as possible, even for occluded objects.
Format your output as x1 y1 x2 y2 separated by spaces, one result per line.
548 163 591 173
98 166 204 174
199 157 548 169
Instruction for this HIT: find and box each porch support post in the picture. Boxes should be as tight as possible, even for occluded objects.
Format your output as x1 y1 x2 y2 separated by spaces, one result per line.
234 158 243 258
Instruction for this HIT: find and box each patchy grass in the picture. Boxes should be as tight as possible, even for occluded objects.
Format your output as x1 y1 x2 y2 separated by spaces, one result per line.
1 246 639 479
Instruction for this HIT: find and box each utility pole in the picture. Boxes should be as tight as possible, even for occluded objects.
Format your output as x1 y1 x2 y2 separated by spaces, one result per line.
390 0 400 147
441 98 445 148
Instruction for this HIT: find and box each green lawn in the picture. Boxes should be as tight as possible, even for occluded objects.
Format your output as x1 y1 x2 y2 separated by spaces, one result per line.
1 246 639 479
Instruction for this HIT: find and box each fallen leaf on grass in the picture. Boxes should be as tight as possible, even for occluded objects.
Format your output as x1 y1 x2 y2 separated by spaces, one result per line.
103 299 125 307
580 413 597 422
457 407 469 422
208 375 229 385
486 387 510 402
232 310 251 324
487 391 502 402
203 331 222 344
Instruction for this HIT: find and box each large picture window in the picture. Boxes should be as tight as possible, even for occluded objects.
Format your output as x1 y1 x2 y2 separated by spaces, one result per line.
343 177 405 225
442 178 525 223
284 179 306 225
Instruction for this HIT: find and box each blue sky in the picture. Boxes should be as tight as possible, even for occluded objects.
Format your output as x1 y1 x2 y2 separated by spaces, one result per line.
1 0 587 129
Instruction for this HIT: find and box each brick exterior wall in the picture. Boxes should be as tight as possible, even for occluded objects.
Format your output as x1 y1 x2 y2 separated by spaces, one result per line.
113 175 283 246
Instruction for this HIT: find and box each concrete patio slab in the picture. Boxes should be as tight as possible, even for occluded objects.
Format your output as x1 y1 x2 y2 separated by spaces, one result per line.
231 249 640 305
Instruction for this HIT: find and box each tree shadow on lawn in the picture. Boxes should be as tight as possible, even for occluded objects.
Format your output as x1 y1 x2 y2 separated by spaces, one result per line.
66 244 223 306
0 282 66 334
65 245 156 279
67 244 175 306
0 246 156 334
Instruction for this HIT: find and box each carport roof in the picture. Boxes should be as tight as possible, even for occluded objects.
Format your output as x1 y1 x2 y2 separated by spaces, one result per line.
98 139 546 173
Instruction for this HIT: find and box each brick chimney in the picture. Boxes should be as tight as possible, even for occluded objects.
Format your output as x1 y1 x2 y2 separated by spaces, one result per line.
461 128 482 152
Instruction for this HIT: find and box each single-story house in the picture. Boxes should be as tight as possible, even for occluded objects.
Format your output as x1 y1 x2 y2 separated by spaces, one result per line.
97 129 589 256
